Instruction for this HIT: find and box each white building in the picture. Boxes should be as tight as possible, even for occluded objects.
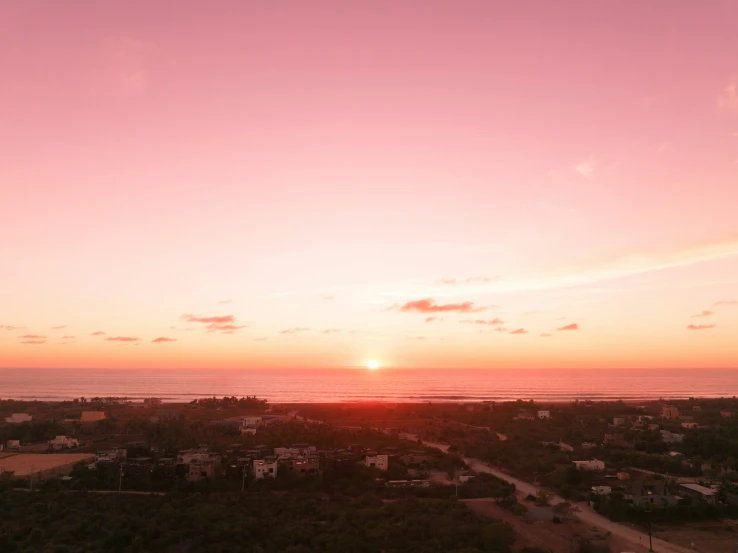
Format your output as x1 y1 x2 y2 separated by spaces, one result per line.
5 413 32 423
537 410 551 419
365 454 389 471
679 483 717 504
591 486 612 495
254 459 278 479
49 435 79 450
573 459 605 471
240 427 257 436
612 417 625 427
187 460 215 482
681 422 698 429
6 440 20 449
660 430 684 443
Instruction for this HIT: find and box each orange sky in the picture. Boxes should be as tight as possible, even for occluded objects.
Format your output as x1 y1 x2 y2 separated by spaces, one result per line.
1 1 737 370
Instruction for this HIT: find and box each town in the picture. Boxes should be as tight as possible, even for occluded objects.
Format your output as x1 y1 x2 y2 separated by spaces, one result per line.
3 396 738 552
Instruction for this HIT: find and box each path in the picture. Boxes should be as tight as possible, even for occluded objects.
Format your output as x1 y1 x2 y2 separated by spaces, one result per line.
421 441 692 553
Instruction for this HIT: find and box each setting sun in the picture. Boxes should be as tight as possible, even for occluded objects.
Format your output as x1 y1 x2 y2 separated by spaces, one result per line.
367 360 379 370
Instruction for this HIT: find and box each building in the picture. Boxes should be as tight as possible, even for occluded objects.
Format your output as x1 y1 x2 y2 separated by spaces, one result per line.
632 493 680 508
154 409 181 422
143 398 163 406
604 434 631 448
721 410 734 418
364 454 389 471
241 427 257 436
187 459 215 482
537 410 551 419
386 480 431 488
612 417 625 427
679 483 717 504
49 436 79 450
254 459 278 479
154 458 177 479
692 406 702 412
617 472 630 480
558 442 574 452
514 410 535 421
401 453 429 466
660 430 684 443
6 440 20 450
80 411 106 423
291 458 319 476
122 457 153 477
573 459 605 471
591 486 612 495
5 413 32 424
661 405 679 419
681 422 698 429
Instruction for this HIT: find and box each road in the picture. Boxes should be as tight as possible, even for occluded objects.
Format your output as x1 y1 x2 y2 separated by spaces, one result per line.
422 441 692 553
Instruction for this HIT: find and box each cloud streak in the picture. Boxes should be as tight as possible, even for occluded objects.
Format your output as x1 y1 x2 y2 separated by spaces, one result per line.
461 318 504 326
105 336 140 342
322 329 341 334
91 331 106 336
152 337 177 343
280 327 310 334
687 324 715 331
691 310 712 318
440 276 501 286
510 328 528 335
712 300 738 308
19 334 45 339
21 340 45 345
51 325 67 330
399 298 484 314
182 314 235 324
557 323 580 331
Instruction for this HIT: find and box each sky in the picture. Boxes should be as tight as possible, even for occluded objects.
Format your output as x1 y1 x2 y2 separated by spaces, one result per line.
1 1 737 370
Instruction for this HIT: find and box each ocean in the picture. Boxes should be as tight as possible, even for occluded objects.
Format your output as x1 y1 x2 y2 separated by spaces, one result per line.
1 368 737 403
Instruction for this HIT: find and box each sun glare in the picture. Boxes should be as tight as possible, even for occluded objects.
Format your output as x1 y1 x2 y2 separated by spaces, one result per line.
367 360 379 370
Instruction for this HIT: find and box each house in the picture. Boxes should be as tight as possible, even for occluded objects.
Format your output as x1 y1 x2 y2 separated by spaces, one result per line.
457 472 475 483
291 458 319 476
253 459 278 479
660 430 684 443
154 409 181 422
681 422 698 429
581 442 597 449
558 442 574 452
5 413 32 424
537 410 551 419
187 459 215 482
604 434 631 448
648 423 660 430
49 436 79 450
617 472 630 480
401 453 429 466
80 411 106 423
612 417 625 427
721 410 734 418
591 486 612 495
679 483 717 504
661 405 679 419
692 406 702 412
241 427 257 436
365 454 389 471
6 440 20 450
122 457 153 476
514 410 535 421
632 493 680 508
573 459 605 471
143 398 163 406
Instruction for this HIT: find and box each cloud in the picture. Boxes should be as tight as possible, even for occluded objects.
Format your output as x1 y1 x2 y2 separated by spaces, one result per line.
322 329 341 334
440 276 502 286
718 82 738 113
91 331 106 336
712 300 738 308
169 326 196 331
319 294 335 301
575 156 597 178
217 300 232 304
280 327 310 334
557 323 580 331
61 335 75 339
540 333 553 337
100 36 157 97
494 327 509 332
19 334 45 339
425 316 438 323
691 310 713 318
461 318 504 326
206 323 247 333
182 314 235 324
21 340 45 345
152 337 177 343
58 341 74 345
51 325 67 330
105 336 140 342
687 324 716 331
510 328 528 335
0 325 19 331
399 298 484 314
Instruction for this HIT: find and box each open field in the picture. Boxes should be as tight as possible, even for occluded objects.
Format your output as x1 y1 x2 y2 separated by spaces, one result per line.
0 453 94 477
655 520 738 553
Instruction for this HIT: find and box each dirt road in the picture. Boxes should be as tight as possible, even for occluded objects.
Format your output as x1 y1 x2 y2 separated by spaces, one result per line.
422 440 692 553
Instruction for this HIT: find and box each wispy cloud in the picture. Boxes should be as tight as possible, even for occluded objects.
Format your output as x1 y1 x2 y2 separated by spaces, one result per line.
399 298 485 314
182 314 235 324
152 337 177 343
712 300 738 308
61 335 75 339
21 340 45 345
280 327 310 334
206 323 247 333
425 316 438 323
494 327 509 333
217 300 232 304
461 318 504 326
169 326 196 331
557 323 580 331
687 324 716 331
91 331 106 336
51 325 67 330
0 325 19 331
322 329 341 334
105 336 139 342
440 276 501 286
540 333 553 337
691 310 712 318
510 328 528 335
19 334 46 339
575 155 597 178
718 81 738 114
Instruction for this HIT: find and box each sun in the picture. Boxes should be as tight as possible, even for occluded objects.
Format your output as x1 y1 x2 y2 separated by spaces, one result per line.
367 360 379 370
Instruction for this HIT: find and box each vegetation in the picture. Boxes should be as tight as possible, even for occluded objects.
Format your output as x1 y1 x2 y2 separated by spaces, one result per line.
0 490 515 553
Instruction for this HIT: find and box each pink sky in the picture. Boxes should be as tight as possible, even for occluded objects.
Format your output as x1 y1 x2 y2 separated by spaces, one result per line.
1 1 737 370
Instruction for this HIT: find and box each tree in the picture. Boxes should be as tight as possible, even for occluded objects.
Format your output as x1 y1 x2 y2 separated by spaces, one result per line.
552 501 580 521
